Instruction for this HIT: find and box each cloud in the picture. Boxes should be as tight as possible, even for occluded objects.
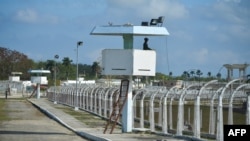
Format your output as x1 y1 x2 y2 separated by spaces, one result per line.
173 30 193 42
85 48 103 63
202 0 250 42
211 50 243 64
213 2 244 24
14 9 38 23
107 0 144 8
107 0 189 20
185 48 209 64
13 8 59 24
177 46 243 65
220 0 241 3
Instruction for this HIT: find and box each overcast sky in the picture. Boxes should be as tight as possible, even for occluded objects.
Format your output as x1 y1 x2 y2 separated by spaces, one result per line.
0 0 249 78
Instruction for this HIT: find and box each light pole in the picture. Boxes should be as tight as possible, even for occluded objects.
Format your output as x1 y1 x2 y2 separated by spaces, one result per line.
54 54 59 104
75 41 83 111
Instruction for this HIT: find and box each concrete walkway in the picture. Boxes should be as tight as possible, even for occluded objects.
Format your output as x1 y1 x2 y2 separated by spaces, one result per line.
28 98 190 141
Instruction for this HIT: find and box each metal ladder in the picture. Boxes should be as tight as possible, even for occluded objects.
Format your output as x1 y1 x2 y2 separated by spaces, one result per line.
103 79 129 134
29 85 37 98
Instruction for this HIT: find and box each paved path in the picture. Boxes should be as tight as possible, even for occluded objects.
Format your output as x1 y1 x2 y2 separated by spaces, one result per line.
0 98 89 141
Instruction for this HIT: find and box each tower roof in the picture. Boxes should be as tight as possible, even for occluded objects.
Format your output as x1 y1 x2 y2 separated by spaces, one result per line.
90 25 169 36
28 69 51 74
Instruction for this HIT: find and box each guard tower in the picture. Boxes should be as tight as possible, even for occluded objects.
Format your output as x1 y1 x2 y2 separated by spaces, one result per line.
9 72 22 82
28 69 50 99
90 17 169 133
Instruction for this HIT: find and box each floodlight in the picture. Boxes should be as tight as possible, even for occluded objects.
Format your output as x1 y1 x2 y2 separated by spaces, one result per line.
157 16 165 26
150 16 165 26
54 54 59 59
141 21 148 26
77 41 83 46
150 19 158 26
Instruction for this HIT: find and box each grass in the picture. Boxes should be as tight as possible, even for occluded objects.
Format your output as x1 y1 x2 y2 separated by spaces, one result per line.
56 105 107 128
0 98 28 122
0 99 9 121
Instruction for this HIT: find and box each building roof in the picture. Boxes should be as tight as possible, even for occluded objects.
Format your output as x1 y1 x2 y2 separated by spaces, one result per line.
223 64 250 69
28 69 51 74
11 72 23 75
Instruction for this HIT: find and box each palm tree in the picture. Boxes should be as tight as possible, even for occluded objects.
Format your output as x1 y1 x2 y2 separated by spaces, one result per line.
182 71 190 82
169 71 173 80
169 71 173 76
190 70 195 78
216 73 222 79
196 69 203 77
207 72 211 77
45 60 55 79
207 71 212 80
91 61 101 79
62 57 73 80
196 69 203 88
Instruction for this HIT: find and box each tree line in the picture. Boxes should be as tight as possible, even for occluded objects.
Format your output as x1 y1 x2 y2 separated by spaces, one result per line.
0 47 101 83
0 47 33 80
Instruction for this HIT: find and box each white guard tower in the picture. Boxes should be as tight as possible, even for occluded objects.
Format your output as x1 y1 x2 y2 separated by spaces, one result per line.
90 18 169 132
9 72 23 82
28 69 50 99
